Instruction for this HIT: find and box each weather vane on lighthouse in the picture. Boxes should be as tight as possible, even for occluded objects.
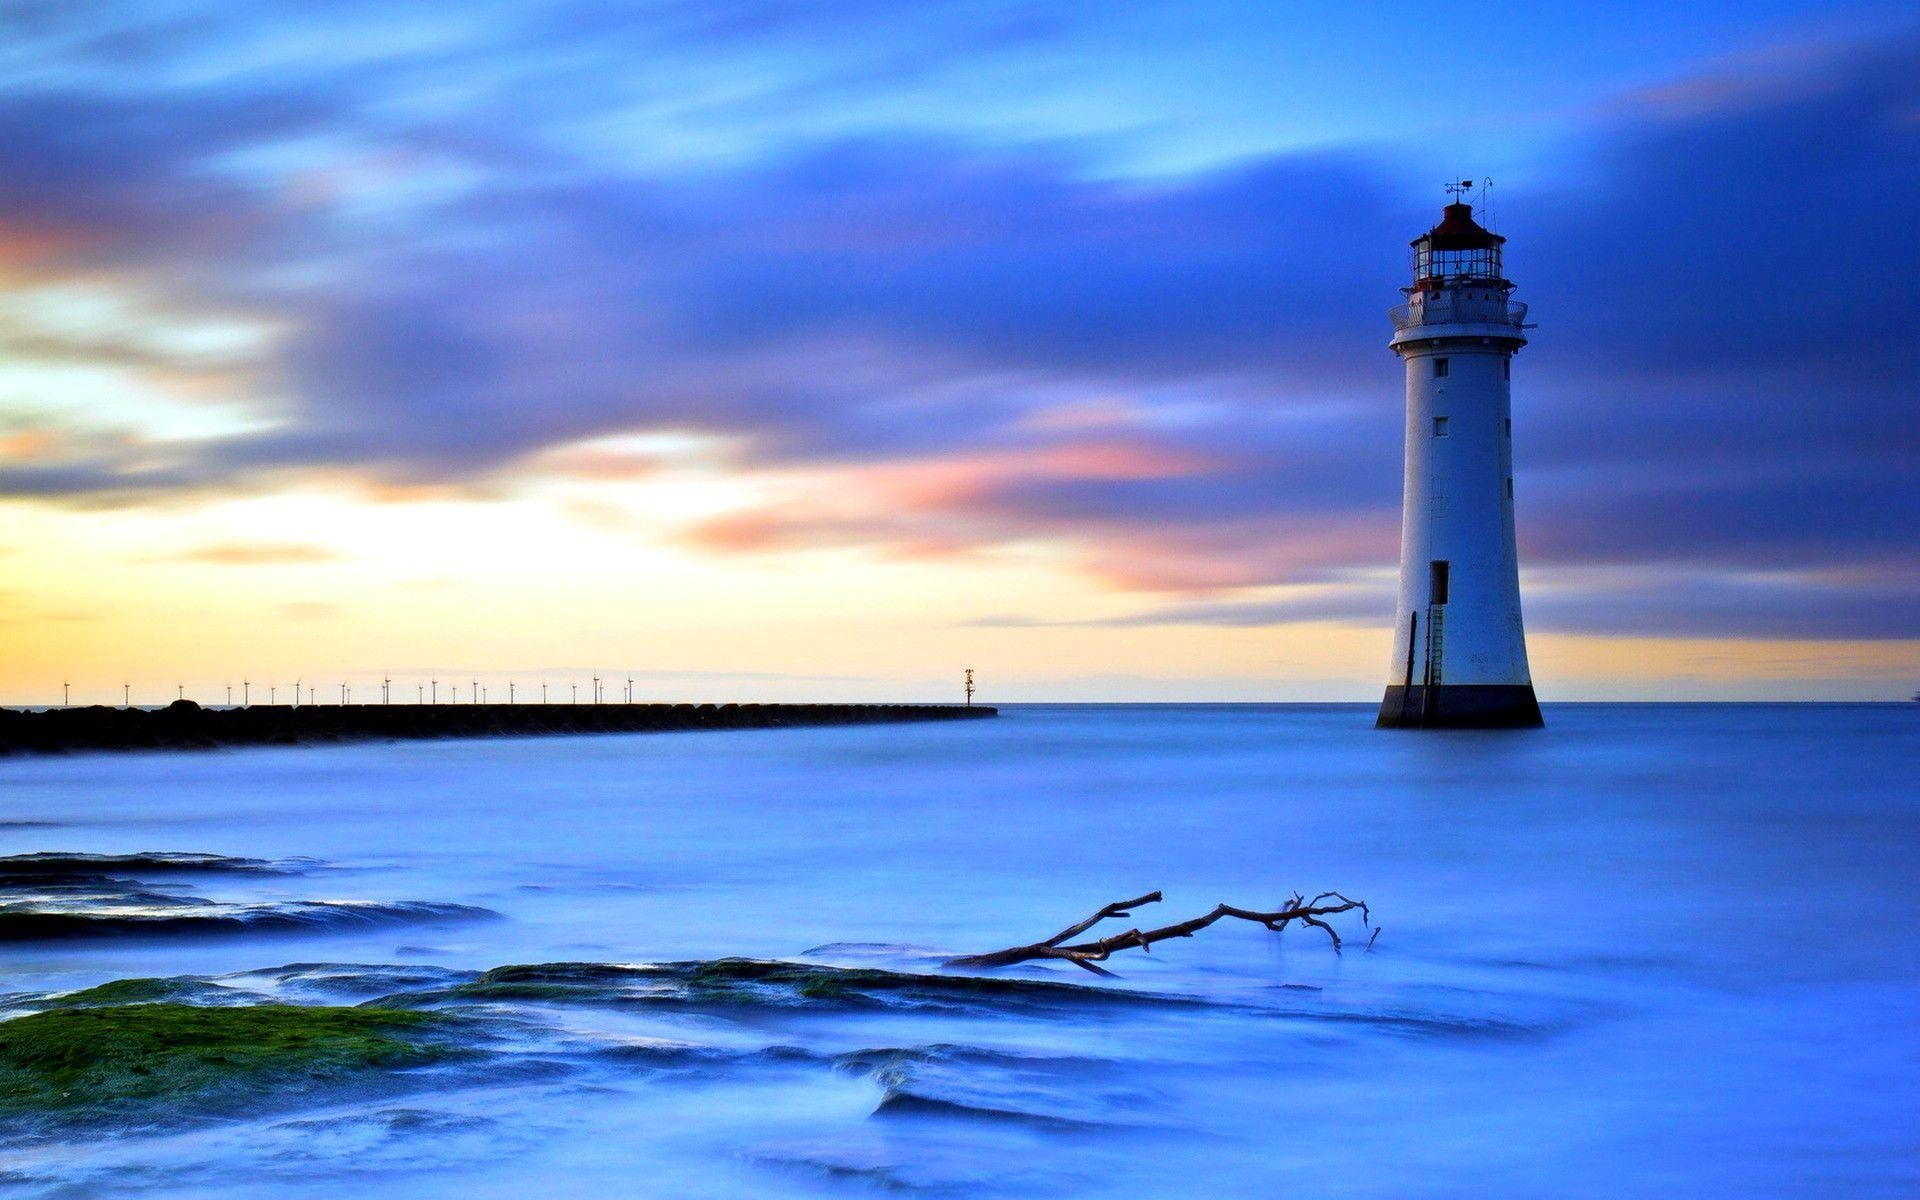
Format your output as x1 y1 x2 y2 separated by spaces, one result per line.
1377 186 1543 728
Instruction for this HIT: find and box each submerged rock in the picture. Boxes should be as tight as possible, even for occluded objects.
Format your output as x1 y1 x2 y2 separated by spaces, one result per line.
0 954 1186 1145
869 1088 1101 1129
0 853 497 944
0 1002 461 1123
438 957 1196 1011
0 897 499 943
38 977 248 1010
0 851 309 877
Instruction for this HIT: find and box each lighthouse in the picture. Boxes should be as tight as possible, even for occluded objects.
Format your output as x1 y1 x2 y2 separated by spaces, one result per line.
1376 193 1543 728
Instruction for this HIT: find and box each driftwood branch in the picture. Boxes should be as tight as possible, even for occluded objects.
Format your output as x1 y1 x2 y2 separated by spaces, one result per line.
947 891 1374 977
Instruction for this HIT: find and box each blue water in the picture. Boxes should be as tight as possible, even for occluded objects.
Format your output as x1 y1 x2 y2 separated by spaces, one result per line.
2 704 1915 1197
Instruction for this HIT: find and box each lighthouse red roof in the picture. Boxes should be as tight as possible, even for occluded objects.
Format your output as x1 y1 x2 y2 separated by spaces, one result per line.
1413 202 1504 250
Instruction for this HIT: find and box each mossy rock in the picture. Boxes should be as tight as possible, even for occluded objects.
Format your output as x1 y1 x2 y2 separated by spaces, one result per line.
444 980 596 1003
448 958 1170 1010
41 977 238 1009
0 1002 458 1121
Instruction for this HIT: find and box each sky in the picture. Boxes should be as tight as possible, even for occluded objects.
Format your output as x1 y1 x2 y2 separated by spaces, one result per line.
1 0 1916 704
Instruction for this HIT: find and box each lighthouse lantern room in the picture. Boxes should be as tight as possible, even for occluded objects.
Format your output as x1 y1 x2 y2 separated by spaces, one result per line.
1377 189 1544 728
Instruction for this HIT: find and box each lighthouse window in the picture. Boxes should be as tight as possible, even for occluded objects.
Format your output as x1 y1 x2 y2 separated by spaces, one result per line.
1504 418 1512 437
1506 477 1514 498
1429 560 1450 606
1433 357 1450 378
1433 416 1450 437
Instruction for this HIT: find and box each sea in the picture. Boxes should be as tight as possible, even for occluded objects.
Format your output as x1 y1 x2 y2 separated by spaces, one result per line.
1 703 1915 1197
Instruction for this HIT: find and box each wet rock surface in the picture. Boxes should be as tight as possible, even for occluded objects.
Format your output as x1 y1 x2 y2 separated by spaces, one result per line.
0 957 1197 1137
0 950 1547 1150
0 1001 464 1124
428 957 1203 1012
0 852 310 876
0 853 498 943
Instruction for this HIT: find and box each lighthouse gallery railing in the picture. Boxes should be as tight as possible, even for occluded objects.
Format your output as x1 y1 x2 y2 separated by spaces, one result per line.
1388 299 1528 331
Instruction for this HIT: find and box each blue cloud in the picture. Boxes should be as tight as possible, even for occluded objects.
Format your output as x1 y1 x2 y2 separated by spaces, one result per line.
0 10 1914 641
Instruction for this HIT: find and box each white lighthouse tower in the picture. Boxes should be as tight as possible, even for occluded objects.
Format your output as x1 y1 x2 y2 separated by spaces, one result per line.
1377 191 1543 728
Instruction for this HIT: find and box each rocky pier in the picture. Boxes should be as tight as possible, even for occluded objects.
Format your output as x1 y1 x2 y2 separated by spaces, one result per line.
0 700 998 756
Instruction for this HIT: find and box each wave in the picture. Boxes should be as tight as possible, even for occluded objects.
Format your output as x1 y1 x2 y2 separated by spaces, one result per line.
227 962 476 1000
0 901 498 943
869 1088 1103 1130
0 852 494 945
835 1043 1117 1078
838 1043 1140 1133
1256 1004 1550 1039
0 851 317 878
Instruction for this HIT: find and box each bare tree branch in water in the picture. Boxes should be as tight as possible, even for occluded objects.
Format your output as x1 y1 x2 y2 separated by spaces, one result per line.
947 891 1376 977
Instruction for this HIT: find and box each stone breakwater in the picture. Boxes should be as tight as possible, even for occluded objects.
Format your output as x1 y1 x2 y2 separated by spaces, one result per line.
0 700 997 756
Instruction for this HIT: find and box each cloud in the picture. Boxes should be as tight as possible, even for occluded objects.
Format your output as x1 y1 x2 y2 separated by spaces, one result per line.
0 13 1913 642
158 542 339 566
1523 567 1920 641
38 609 103 622
1506 33 1920 577
980 563 1920 642
276 601 342 619
968 587 1385 629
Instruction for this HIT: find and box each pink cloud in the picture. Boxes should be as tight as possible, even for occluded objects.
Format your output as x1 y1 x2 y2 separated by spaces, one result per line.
680 433 1366 595
161 542 339 566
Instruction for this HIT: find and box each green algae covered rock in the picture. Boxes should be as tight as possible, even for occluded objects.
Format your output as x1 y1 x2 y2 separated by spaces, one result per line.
446 957 1189 1010
0 1002 457 1120
39 977 241 1009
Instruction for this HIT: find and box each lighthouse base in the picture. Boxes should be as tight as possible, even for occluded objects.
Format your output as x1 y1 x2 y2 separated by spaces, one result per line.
1376 684 1543 729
